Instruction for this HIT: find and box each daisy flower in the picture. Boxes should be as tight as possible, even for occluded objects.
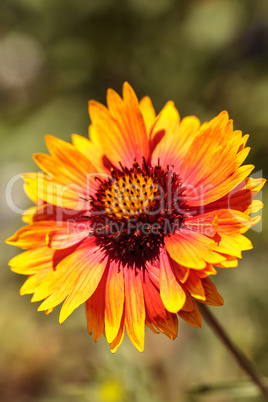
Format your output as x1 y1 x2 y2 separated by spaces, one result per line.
7 83 265 352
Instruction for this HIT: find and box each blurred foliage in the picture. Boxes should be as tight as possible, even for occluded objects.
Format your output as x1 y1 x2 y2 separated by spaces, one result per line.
1 0 268 401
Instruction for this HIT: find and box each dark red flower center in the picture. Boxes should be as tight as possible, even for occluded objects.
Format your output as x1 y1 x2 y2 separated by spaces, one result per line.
89 159 187 267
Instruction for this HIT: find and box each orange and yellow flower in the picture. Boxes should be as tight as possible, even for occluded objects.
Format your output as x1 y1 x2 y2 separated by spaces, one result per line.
7 83 265 352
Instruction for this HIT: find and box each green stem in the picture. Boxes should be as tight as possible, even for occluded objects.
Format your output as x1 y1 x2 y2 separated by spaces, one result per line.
198 303 268 400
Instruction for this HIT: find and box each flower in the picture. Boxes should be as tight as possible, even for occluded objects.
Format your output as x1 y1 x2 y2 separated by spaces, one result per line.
6 82 265 352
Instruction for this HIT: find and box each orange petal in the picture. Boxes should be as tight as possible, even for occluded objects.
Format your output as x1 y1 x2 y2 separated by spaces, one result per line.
151 102 180 167
124 267 145 351
214 209 260 235
17 247 79 295
139 96 156 135
183 271 206 301
180 291 196 312
159 249 186 313
195 264 217 278
89 100 132 168
45 135 97 178
178 303 202 328
183 163 255 207
22 205 40 224
31 240 107 322
185 212 218 237
89 82 149 169
59 252 108 323
188 209 256 239
32 136 98 195
180 111 254 206
9 246 55 274
217 256 238 268
20 268 51 295
22 172 86 210
6 221 61 249
105 261 125 343
46 220 90 249
72 132 107 173
198 277 224 306
32 152 87 188
22 203 87 226
143 268 178 340
122 82 149 160
245 200 264 214
204 177 266 214
168 256 189 283
238 134 249 151
212 234 253 259
165 230 225 269
85 269 107 342
110 311 125 353
151 103 200 168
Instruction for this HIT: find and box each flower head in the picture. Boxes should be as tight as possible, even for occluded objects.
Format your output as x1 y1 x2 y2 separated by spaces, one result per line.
7 83 265 352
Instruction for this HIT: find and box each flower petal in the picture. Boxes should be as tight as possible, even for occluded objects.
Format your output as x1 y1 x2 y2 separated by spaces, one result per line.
33 135 98 189
6 221 60 249
72 132 107 173
46 220 91 249
217 256 238 268
178 303 202 328
124 267 145 351
110 311 125 353
168 257 189 283
198 277 224 306
185 212 218 237
159 249 186 313
213 234 253 259
32 239 108 323
85 270 107 342
151 102 180 166
139 96 156 135
151 101 200 168
22 172 87 210
105 261 125 343
165 229 225 269
9 246 55 275
180 112 255 206
89 82 149 169
59 252 108 323
21 268 51 295
184 271 206 301
204 177 266 214
143 268 178 339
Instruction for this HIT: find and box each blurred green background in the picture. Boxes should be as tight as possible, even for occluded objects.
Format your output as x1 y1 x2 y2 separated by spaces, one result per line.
1 0 268 401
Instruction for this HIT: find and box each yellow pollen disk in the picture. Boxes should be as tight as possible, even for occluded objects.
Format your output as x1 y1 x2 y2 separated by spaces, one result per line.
103 171 157 220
